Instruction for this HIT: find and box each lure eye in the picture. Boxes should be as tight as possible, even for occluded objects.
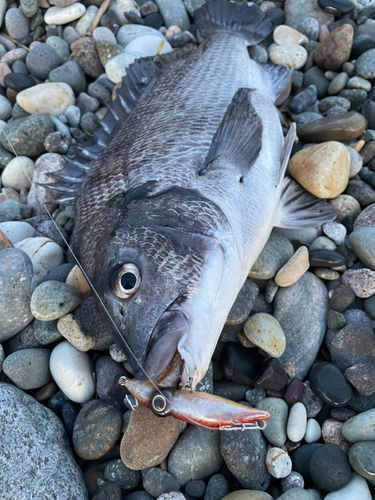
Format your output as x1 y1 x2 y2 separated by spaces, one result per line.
111 263 141 299
150 392 171 417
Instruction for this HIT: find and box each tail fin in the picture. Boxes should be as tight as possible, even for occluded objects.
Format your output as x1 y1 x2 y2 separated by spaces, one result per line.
194 0 275 45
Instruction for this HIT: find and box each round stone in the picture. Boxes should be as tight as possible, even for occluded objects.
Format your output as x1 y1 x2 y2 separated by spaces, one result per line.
322 222 346 246
346 146 363 178
5 8 30 41
25 44 60 81
273 25 308 45
46 36 70 64
17 82 75 118
315 25 353 71
275 246 310 287
256 397 288 447
48 62 86 96
50 340 94 403
93 27 117 44
249 233 294 280
30 281 80 321
57 314 95 351
310 236 337 251
329 194 361 222
356 48 375 80
289 141 350 198
328 73 348 95
323 473 372 500
205 474 229 500
290 85 318 114
243 313 286 357
116 24 165 47
266 447 292 479
269 43 308 69
350 227 375 271
2 348 51 390
348 442 375 481
1 156 34 190
304 418 321 443
33 319 62 345
308 443 351 491
44 3 86 24
342 408 375 443
15 237 64 283
0 95 12 121
73 399 123 459
309 362 352 406
287 402 307 442
322 418 349 453
342 268 375 298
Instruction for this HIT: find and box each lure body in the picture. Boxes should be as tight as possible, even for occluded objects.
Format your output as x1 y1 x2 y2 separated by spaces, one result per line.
120 377 271 430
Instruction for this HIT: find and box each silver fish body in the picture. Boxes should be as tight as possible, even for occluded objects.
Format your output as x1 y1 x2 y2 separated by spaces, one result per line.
71 0 335 389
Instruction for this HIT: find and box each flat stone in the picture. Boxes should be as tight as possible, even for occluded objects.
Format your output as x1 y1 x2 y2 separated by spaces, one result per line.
50 341 95 403
269 44 308 70
49 61 86 96
274 272 328 380
315 25 353 71
17 82 75 117
121 404 183 470
0 383 88 500
76 4 98 35
30 281 80 320
256 397 288 447
289 142 350 198
2 348 51 390
342 268 375 298
275 246 310 286
309 443 351 491
310 236 337 251
342 408 375 442
73 400 123 460
287 402 307 442
309 362 352 406
348 441 375 481
297 112 366 143
323 473 371 500
5 8 30 41
243 313 286 357
44 2 86 24
0 248 35 342
249 233 294 280
57 314 95 351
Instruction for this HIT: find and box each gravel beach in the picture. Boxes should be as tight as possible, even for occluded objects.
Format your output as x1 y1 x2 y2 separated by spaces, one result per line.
0 0 375 499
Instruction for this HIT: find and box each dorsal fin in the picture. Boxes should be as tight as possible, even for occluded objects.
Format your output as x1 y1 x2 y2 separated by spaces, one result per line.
199 88 262 178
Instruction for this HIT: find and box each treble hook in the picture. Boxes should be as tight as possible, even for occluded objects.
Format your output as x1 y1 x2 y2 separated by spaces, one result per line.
119 376 139 411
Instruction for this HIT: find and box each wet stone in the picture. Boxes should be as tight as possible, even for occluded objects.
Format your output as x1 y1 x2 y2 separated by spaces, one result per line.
309 362 352 407
73 400 123 460
309 443 351 491
309 249 345 268
26 43 60 80
297 112 366 143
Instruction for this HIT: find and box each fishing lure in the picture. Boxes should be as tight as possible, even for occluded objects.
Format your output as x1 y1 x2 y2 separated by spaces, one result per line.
119 377 271 431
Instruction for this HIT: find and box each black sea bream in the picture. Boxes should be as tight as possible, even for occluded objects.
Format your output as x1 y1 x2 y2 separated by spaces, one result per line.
62 0 336 390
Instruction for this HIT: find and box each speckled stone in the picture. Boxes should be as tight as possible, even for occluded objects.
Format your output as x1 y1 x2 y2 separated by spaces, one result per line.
342 408 375 442
30 281 81 321
2 348 51 390
249 233 294 280
243 313 286 358
256 397 288 447
103 459 140 490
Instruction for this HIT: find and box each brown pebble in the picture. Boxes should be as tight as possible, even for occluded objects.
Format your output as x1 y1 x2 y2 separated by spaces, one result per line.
305 49 316 71
351 140 365 152
283 377 303 405
120 404 183 470
283 362 296 379
319 24 329 41
0 229 13 250
315 24 354 71
298 112 366 143
330 407 356 422
345 363 375 396
342 268 375 298
285 438 301 451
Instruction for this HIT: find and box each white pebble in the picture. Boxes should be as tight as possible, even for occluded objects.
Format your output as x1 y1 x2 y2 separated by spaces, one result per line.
304 418 321 443
1 156 34 190
324 473 371 500
0 221 36 243
75 5 98 36
274 25 309 46
116 24 165 47
269 44 308 70
287 402 307 442
322 222 347 246
93 26 117 44
44 2 86 25
17 83 75 117
124 35 172 58
266 447 292 478
14 237 64 282
105 52 138 84
49 340 95 403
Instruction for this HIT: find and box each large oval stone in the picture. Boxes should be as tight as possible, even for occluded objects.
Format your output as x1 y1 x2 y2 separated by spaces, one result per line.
17 83 75 117
315 25 354 70
297 112 366 143
309 362 352 407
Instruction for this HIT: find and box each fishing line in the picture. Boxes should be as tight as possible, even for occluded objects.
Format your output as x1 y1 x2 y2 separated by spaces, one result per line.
0 126 232 431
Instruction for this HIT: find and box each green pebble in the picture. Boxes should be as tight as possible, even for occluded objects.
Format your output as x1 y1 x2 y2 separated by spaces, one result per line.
348 441 375 481
256 397 288 447
33 319 62 345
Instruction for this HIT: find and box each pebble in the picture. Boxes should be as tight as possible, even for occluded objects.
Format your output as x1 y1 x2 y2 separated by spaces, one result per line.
95 355 127 412
249 233 294 280
75 4 98 35
308 443 351 491
0 199 31 222
104 459 140 490
342 268 375 298
220 427 270 490
330 322 375 371
310 361 352 406
315 25 353 70
256 397 288 447
57 314 95 351
0 94 12 121
266 448 292 479
44 2 86 24
2 156 34 191
287 402 307 442
49 61 86 96
50 340 94 403
297 112 366 143
117 24 164 47
0 248 35 342
5 8 30 41
33 319 62 345
293 443 322 482
226 279 259 325
281 472 305 493
73 399 123 459
93 27 117 44
277 491 314 500
323 473 372 500
46 36 70 64
269 44 308 69
322 418 350 452
204 474 229 500
274 272 328 380
356 48 375 80
322 222 346 245
143 468 181 498
289 142 349 198
17 82 75 117
154 0 190 30
30 280 80 320
125 34 172 58
243 313 286 357
121 403 183 470
342 408 375 442
285 0 334 31
275 246 309 287
2 348 51 390
315 268 339 280
304 419 321 443
65 265 90 300
354 203 375 230
310 236 337 251
290 85 318 114
0 221 35 244
0 383 88 499
350 227 375 271
26 44 60 81
328 73 348 95
105 52 138 84
274 25 308 45
348 441 375 480
0 113 55 157
70 38 103 79
15 237 64 283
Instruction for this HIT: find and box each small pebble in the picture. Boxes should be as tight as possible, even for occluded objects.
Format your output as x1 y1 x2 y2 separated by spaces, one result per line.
342 408 375 442
44 2 86 25
2 348 51 389
269 44 308 69
304 419 321 443
243 313 286 357
1 156 34 190
266 447 292 479
30 280 80 321
287 402 307 443
274 246 309 287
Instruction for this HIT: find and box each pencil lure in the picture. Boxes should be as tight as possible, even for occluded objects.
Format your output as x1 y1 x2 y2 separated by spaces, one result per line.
119 377 271 431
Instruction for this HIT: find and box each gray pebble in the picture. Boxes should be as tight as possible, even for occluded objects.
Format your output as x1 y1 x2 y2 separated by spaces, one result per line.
154 0 190 30
46 36 70 64
26 43 60 80
290 85 318 114
0 95 12 121
104 459 140 490
33 318 62 345
20 0 38 18
281 471 305 492
256 397 288 447
49 61 86 95
2 348 51 390
142 467 181 498
203 474 228 500
5 8 30 42
300 17 319 40
30 280 81 321
249 45 268 63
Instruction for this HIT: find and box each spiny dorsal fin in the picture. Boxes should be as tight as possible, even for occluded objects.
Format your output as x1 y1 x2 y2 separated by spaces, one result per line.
274 177 338 229
199 88 262 178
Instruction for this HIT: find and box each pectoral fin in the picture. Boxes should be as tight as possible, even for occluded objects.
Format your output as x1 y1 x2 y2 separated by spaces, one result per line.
274 177 338 229
199 88 263 178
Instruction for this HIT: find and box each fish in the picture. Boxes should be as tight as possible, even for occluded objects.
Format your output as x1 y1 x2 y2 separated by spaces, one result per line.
119 377 271 430
54 0 336 393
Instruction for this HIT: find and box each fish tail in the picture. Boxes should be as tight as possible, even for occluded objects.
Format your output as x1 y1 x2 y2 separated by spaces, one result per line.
194 0 275 45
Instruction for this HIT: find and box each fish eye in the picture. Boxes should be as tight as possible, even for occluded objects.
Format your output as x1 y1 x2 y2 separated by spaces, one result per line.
111 263 141 299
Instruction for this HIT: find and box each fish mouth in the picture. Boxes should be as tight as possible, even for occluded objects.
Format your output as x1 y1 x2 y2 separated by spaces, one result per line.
135 304 189 384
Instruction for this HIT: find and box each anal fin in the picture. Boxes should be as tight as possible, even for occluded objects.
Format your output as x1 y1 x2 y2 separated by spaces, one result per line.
199 88 263 178
274 177 338 229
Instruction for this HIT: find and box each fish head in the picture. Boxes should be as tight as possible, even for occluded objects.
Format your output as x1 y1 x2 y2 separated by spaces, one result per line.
91 219 227 387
